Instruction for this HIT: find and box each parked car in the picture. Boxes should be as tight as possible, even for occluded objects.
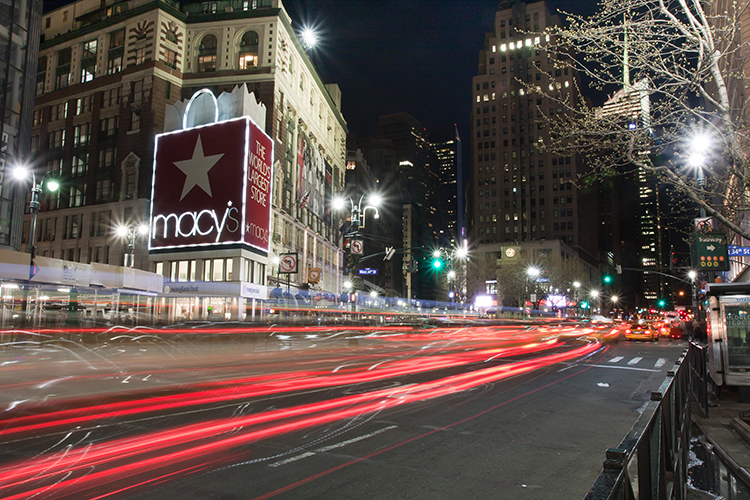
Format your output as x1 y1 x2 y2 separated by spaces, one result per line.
625 322 659 341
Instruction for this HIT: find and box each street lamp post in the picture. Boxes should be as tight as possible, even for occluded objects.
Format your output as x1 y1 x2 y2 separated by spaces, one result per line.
13 166 60 328
13 166 60 262
116 223 149 268
527 267 541 313
433 245 469 304
333 191 381 292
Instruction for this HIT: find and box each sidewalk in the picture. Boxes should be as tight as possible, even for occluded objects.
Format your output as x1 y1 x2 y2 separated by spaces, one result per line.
690 390 750 497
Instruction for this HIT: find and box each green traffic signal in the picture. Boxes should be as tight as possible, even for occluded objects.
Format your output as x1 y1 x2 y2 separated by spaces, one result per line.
658 299 666 307
433 259 442 269
580 301 589 309
603 275 612 284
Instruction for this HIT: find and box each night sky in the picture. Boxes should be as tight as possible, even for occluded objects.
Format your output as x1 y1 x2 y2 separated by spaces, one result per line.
42 0 595 141
282 0 595 142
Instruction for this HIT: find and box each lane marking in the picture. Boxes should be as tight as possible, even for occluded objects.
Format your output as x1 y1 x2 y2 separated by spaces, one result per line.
582 364 660 373
268 426 398 468
628 357 643 366
609 356 624 363
315 425 398 453
655 358 667 368
269 452 316 468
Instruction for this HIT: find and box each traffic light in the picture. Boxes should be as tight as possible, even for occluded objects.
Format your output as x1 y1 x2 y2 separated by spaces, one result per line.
432 258 443 270
658 299 666 308
580 301 589 309
603 275 612 284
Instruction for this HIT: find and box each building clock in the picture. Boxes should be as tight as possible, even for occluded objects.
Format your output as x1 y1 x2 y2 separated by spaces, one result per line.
505 248 516 258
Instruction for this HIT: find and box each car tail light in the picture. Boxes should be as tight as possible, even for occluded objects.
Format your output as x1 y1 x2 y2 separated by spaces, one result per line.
626 329 631 334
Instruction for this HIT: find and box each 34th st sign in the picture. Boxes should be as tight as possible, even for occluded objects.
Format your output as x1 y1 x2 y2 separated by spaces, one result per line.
695 233 729 271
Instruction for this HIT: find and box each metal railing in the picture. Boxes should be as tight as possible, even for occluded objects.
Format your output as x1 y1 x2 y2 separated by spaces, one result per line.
688 341 709 418
585 352 691 500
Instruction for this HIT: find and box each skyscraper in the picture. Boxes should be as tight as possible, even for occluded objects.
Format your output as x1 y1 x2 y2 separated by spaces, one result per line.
431 126 462 247
470 0 598 264
0 0 43 250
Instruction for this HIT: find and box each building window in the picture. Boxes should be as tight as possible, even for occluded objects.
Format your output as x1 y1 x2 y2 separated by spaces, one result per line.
81 40 97 82
71 153 89 176
197 34 218 72
37 56 47 96
55 47 71 90
69 184 85 207
132 80 143 102
76 95 92 115
164 48 178 69
130 110 140 131
100 116 118 139
107 29 125 75
73 123 90 147
48 129 65 149
238 30 259 69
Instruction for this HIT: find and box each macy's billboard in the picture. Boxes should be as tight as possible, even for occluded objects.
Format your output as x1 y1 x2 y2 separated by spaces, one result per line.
150 116 273 252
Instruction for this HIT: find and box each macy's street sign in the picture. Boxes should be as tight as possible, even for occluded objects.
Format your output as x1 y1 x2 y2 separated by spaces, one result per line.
150 115 273 252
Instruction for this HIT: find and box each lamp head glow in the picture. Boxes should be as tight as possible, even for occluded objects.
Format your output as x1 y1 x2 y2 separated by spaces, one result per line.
369 290 377 298
301 27 318 48
137 224 150 236
527 267 540 278
456 247 468 259
12 166 29 181
611 295 619 303
688 270 697 280
573 281 581 288
433 249 442 258
332 196 347 211
590 290 600 298
115 225 129 238
368 193 382 207
46 178 60 192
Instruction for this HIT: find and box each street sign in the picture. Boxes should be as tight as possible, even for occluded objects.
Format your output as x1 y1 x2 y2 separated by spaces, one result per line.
358 268 377 275
729 245 750 257
351 240 364 255
279 253 298 274
694 217 714 232
695 234 729 271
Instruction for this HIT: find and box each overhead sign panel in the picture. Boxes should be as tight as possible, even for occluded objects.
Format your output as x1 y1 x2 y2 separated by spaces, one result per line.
695 233 729 271
150 116 273 252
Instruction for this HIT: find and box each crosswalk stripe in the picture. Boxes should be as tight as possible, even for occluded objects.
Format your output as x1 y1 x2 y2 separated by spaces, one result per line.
609 356 624 363
628 357 643 365
655 358 667 368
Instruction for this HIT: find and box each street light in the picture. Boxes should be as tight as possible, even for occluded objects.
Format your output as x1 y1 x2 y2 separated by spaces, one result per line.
115 223 149 268
333 191 381 293
687 131 712 217
434 246 469 302
13 165 60 261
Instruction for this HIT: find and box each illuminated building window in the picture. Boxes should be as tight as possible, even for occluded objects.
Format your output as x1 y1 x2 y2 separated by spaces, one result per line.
238 30 259 69
198 34 218 72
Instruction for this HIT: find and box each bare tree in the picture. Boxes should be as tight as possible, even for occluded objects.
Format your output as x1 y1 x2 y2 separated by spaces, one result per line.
536 0 750 239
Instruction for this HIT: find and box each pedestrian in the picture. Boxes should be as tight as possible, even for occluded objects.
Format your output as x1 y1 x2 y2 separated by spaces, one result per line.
684 320 694 340
693 320 708 343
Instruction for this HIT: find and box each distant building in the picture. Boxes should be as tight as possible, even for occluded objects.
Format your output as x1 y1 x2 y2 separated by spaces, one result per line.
0 0 43 250
431 127 462 247
470 0 599 300
354 113 442 300
32 0 346 320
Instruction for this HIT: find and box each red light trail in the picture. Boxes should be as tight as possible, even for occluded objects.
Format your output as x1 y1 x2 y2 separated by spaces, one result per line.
0 339 601 499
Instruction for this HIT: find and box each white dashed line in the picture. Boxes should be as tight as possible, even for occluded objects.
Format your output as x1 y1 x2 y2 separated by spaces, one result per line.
268 452 316 468
655 358 667 368
268 425 398 468
627 357 643 366
609 356 624 363
315 425 398 452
